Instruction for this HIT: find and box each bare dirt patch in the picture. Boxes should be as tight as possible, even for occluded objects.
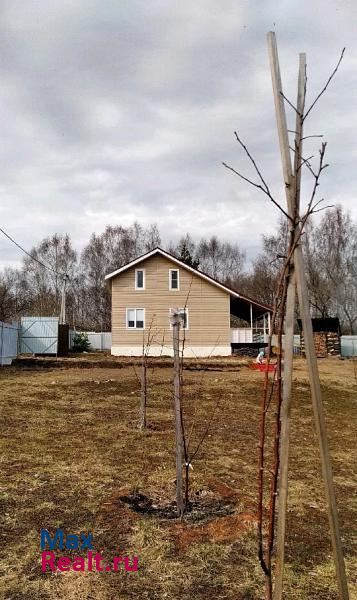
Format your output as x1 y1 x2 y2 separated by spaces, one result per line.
0 357 356 599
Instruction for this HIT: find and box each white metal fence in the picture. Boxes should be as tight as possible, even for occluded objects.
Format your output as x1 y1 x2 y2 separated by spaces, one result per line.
2 322 356 361
0 321 20 365
230 328 253 343
69 331 112 351
341 336 357 357
271 334 301 355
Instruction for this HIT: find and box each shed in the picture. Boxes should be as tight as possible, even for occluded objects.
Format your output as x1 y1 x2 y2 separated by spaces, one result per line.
297 317 341 358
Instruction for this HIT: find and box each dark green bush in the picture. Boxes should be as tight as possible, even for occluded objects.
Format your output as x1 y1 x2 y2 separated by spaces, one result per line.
72 332 91 353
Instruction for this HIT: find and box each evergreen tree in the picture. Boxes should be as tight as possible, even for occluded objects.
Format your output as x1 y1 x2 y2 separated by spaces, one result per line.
178 235 200 269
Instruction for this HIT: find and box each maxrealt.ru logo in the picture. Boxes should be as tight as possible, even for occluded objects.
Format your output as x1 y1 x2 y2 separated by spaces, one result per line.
40 529 138 573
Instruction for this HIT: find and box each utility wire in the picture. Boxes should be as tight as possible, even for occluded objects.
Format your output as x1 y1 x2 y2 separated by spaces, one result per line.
0 226 68 280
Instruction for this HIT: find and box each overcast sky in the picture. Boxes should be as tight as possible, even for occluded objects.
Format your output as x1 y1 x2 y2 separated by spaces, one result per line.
0 0 356 269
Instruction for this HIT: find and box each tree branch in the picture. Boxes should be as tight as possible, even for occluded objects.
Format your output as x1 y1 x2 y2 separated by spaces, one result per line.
302 134 324 140
310 203 335 215
223 132 294 222
279 92 302 116
223 162 292 222
304 48 345 121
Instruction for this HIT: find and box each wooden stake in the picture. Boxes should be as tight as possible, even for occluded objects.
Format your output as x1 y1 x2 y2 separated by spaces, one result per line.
171 309 184 517
267 31 349 600
274 51 305 600
294 249 349 600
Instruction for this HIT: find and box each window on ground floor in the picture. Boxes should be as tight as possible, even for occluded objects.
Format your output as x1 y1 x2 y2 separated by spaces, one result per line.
126 308 145 329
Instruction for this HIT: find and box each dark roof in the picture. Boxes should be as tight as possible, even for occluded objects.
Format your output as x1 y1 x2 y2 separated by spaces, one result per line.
297 317 341 334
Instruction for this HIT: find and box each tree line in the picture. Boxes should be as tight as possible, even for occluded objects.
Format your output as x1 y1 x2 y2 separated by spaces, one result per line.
0 205 356 333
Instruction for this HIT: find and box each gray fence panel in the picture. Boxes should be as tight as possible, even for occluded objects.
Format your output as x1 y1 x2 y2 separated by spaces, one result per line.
20 317 59 355
0 321 20 365
341 336 357 357
271 334 301 354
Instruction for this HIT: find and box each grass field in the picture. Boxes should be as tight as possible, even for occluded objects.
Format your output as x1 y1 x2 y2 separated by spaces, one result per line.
0 356 356 599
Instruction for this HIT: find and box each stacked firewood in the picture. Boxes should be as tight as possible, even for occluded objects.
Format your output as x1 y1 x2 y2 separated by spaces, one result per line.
233 346 261 357
301 331 341 357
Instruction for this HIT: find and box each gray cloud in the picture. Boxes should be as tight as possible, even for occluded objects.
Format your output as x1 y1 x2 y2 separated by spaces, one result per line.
0 0 356 269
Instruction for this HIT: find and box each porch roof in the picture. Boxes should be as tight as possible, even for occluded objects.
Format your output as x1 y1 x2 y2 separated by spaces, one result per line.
230 296 270 323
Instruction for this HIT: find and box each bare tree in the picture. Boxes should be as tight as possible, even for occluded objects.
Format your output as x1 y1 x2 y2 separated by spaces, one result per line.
80 222 161 330
238 218 289 306
144 223 162 252
0 268 32 322
223 37 347 599
137 316 164 431
21 234 77 318
304 206 357 332
197 235 246 283
170 286 221 516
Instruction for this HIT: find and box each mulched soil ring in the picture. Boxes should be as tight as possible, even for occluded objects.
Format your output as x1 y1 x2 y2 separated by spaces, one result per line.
119 490 236 523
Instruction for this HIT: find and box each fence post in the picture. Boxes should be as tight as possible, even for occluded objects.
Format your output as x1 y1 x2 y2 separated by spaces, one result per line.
17 322 20 358
0 321 3 366
170 309 184 517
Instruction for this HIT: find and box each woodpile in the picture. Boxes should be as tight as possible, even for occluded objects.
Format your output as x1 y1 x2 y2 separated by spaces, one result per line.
232 346 262 357
301 331 341 358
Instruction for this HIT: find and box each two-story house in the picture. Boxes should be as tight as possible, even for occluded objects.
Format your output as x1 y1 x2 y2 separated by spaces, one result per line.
105 247 271 357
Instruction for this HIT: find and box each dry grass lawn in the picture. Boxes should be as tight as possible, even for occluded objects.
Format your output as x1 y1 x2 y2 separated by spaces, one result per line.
0 356 356 600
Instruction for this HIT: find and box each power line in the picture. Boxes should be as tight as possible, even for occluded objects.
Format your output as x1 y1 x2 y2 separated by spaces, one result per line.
0 226 68 279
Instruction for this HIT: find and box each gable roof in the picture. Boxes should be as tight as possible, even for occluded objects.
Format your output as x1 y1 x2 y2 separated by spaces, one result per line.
105 247 272 315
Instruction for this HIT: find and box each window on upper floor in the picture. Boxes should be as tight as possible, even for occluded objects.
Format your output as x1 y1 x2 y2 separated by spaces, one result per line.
169 269 179 290
126 308 145 329
135 269 145 290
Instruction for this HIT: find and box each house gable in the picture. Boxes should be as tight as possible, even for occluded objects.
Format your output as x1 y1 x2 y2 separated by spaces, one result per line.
105 247 271 314
110 252 231 356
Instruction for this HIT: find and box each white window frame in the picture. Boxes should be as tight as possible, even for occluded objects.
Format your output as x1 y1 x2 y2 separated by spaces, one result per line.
169 308 189 330
135 268 145 290
126 308 145 330
169 268 180 291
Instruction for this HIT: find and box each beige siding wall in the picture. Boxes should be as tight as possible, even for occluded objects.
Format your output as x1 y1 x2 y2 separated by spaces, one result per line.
111 255 230 351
